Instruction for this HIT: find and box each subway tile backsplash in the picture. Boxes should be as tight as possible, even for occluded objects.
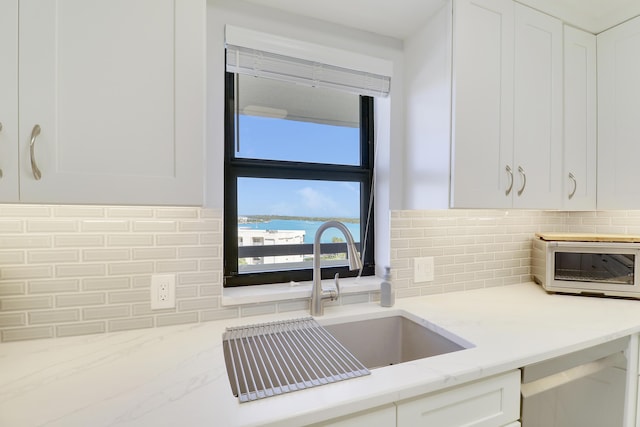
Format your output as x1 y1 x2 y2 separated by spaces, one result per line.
0 204 222 342
390 210 567 297
2 205 638 342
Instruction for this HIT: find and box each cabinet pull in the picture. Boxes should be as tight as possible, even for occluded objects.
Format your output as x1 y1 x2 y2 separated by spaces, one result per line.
505 165 514 196
517 166 526 196
29 124 42 181
568 172 577 200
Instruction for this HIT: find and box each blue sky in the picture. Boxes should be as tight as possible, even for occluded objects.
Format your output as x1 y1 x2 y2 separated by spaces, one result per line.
237 116 361 218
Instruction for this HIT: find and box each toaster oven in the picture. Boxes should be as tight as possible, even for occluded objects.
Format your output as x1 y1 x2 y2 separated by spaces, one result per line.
532 233 640 298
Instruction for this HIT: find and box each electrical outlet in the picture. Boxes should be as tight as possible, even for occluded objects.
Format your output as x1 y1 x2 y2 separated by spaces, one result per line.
151 274 176 309
414 257 434 283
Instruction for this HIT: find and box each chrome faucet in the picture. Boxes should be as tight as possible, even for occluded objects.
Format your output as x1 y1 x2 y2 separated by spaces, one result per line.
310 221 363 316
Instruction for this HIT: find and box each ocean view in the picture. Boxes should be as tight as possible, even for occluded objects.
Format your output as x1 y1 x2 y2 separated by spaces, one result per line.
238 218 360 244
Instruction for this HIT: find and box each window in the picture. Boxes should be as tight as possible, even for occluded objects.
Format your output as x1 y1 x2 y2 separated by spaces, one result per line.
224 72 376 286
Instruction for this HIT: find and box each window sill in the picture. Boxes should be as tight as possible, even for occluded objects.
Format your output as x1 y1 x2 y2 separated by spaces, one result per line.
221 275 380 306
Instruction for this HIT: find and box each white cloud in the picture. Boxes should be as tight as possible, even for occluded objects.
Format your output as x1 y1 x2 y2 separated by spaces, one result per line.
297 187 341 215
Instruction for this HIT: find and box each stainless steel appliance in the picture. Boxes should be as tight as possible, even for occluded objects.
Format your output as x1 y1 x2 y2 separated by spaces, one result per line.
532 233 640 299
521 338 629 427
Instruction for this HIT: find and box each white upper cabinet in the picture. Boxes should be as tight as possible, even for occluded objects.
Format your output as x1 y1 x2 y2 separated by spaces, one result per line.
563 26 596 210
597 16 640 209
449 0 562 209
450 0 514 208
10 0 205 205
512 4 562 209
0 0 19 201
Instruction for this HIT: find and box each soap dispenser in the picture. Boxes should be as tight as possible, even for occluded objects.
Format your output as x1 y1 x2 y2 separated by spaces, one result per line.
380 266 394 307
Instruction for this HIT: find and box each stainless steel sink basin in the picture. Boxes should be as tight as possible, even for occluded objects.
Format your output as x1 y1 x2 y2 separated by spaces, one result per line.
321 312 472 369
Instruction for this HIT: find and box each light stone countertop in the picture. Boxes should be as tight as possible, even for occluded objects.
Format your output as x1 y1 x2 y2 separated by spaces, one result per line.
3 282 640 427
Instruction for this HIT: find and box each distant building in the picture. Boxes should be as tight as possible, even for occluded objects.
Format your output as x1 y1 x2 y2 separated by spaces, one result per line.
238 228 306 265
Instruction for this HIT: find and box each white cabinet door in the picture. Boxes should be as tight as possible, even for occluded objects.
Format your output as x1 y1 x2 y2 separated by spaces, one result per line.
309 404 396 427
396 371 520 427
18 0 205 205
512 4 563 209
450 0 514 208
563 26 597 210
0 0 19 202
597 16 640 209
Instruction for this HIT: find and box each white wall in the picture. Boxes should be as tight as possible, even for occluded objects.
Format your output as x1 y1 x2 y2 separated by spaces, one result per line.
206 0 406 272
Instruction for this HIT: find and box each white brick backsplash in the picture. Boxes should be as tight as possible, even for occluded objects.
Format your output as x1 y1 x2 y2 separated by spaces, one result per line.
0 313 26 327
0 251 25 264
156 312 198 327
29 279 80 294
56 293 105 308
54 235 104 247
107 262 154 275
2 266 53 280
2 204 638 343
132 220 177 232
56 322 106 337
106 207 155 218
391 210 567 298
1 326 53 342
82 249 130 262
0 205 51 217
0 220 24 233
83 277 130 291
0 282 26 296
81 220 130 232
156 233 200 246
29 309 80 324
1 296 53 311
28 250 79 264
56 264 105 278
83 305 130 320
27 220 78 233
53 206 105 217
0 236 51 249
107 234 154 247
108 317 154 332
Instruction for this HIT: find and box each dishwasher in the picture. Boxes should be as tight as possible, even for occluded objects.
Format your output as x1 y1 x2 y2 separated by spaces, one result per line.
521 337 630 427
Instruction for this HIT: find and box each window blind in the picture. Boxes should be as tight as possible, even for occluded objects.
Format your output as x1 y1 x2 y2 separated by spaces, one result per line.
225 45 391 98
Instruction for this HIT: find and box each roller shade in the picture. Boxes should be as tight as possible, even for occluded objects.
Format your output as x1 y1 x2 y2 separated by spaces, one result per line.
225 27 391 98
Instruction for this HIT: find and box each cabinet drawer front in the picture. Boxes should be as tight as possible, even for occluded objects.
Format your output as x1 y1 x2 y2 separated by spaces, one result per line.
397 370 520 427
311 404 396 427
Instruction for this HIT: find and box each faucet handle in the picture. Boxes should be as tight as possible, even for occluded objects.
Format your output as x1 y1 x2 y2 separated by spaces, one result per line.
331 273 341 301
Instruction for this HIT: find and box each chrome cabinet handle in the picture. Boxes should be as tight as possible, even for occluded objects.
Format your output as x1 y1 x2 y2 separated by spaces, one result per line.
568 172 577 200
517 166 526 196
505 165 514 196
29 124 42 180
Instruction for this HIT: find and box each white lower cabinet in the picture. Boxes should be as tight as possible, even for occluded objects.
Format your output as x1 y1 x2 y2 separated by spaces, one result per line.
313 370 520 427
396 370 520 427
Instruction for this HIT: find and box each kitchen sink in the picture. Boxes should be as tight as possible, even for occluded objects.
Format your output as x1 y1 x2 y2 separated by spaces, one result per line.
321 312 472 369
223 311 473 402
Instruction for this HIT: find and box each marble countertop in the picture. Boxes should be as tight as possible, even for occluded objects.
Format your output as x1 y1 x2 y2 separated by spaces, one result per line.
3 282 640 427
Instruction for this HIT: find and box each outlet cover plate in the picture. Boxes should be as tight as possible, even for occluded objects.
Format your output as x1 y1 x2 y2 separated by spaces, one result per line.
414 257 434 283
151 274 176 309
